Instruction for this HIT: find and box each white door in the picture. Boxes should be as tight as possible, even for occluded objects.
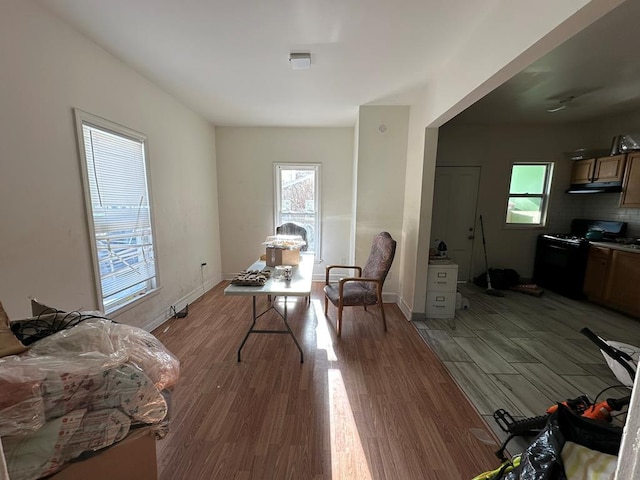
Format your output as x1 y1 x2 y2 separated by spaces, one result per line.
431 166 480 281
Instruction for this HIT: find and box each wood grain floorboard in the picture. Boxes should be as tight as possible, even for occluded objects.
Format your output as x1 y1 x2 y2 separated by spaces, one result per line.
153 282 499 480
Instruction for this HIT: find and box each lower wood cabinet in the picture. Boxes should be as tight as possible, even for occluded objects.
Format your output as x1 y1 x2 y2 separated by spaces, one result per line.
584 245 640 317
583 246 611 301
605 250 640 316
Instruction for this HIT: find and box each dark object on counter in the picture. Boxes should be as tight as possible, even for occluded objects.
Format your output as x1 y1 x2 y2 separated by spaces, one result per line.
585 229 604 240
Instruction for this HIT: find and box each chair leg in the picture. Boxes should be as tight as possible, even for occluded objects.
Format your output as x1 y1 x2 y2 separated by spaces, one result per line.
337 305 343 337
363 304 367 312
379 301 387 332
324 296 328 315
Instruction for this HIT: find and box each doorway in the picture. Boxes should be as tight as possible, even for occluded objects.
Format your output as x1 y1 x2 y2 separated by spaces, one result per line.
431 166 481 281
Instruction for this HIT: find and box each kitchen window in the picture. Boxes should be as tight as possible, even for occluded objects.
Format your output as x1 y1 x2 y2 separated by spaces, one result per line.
505 162 553 226
274 163 321 256
75 110 158 314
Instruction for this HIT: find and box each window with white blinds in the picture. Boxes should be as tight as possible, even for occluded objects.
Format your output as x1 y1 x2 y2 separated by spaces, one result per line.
75 110 158 314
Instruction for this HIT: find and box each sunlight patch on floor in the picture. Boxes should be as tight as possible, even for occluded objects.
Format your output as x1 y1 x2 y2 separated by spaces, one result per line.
312 299 337 361
328 368 372 480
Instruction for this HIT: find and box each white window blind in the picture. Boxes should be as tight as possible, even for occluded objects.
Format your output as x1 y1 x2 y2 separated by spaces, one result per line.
76 111 157 313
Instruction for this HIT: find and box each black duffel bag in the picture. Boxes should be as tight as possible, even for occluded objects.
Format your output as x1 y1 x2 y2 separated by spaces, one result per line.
500 404 622 480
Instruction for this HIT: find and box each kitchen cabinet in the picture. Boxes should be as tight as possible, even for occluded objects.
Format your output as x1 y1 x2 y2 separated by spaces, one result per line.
620 152 640 207
583 244 640 317
605 250 640 316
583 246 611 301
426 262 458 319
570 158 595 184
570 154 626 184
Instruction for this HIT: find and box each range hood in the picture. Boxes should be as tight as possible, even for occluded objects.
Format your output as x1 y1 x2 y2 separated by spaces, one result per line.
566 182 623 194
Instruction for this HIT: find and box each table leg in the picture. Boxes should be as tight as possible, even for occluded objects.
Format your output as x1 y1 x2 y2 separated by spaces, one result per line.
236 296 304 363
281 297 304 363
237 296 258 362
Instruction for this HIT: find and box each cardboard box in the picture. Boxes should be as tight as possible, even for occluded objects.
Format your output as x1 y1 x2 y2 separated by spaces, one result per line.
50 427 157 480
265 247 300 267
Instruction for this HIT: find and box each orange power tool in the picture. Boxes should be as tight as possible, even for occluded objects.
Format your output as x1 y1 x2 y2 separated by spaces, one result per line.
547 395 631 422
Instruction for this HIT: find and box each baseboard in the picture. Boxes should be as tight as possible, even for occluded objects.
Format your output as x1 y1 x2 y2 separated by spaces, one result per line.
397 296 416 321
142 278 216 332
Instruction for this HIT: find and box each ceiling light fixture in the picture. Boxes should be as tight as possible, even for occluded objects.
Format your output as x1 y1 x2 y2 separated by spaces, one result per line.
546 95 576 113
289 53 311 70
546 104 567 113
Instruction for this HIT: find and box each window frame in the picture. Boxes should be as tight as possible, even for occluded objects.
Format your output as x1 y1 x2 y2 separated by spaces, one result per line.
504 162 554 228
74 109 160 314
273 163 322 259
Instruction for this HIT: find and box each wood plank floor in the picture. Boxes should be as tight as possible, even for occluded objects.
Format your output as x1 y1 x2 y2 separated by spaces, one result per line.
152 282 501 480
414 283 639 452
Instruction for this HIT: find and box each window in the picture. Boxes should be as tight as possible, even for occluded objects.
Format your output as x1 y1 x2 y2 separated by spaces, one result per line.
274 164 321 255
75 110 158 314
505 163 553 226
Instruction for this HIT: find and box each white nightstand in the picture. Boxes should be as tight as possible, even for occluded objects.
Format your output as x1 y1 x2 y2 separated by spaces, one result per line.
425 261 458 319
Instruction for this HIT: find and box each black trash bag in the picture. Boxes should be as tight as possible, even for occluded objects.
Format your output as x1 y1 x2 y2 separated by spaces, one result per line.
501 404 623 480
474 268 520 290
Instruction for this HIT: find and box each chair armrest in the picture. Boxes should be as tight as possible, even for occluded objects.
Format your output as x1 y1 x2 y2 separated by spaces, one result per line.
338 277 383 296
325 265 362 284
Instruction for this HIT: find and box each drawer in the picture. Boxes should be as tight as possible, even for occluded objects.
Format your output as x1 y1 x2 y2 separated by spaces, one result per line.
427 265 458 292
425 291 456 318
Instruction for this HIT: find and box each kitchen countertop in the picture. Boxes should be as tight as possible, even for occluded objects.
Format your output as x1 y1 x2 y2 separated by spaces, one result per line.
589 241 640 253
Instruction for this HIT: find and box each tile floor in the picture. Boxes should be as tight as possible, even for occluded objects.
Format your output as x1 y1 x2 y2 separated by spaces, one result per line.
414 282 638 454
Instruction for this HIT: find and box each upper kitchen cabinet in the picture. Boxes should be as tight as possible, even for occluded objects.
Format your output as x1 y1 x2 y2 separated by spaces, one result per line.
570 154 626 185
570 158 595 184
620 152 640 207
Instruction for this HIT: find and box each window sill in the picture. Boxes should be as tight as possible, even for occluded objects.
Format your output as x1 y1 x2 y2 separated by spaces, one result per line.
105 287 162 317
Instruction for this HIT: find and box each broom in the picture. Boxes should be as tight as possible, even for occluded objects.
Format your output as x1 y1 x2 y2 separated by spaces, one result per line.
479 215 504 297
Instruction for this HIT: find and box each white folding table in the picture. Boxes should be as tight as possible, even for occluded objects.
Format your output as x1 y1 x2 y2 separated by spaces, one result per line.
224 253 314 363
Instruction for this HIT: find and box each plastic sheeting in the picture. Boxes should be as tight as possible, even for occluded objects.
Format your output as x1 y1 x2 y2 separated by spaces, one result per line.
0 318 179 479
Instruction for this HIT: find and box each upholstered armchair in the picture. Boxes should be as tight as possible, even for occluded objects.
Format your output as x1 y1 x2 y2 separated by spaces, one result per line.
276 222 308 251
323 232 396 337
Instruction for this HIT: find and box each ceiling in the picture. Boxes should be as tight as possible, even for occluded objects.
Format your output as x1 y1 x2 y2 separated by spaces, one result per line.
37 0 638 127
451 0 640 126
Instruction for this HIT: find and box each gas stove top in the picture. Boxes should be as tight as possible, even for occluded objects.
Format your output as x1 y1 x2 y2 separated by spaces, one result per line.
542 219 628 246
541 233 588 245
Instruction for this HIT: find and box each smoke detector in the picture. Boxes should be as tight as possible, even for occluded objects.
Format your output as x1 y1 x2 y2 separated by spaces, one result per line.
289 53 311 70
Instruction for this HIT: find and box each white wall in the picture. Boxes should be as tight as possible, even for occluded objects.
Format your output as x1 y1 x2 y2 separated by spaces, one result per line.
355 106 409 297
435 121 594 278
394 0 620 318
215 127 354 278
0 0 221 329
